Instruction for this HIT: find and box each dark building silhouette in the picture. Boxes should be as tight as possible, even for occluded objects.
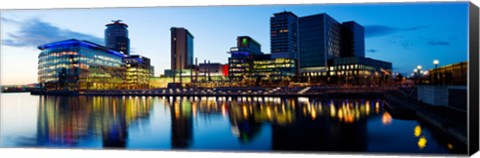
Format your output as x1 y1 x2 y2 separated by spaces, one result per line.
105 20 130 55
171 27 194 71
170 98 193 148
341 21 365 58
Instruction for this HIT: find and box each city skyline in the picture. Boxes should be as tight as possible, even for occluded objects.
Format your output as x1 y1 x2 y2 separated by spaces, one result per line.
1 2 468 85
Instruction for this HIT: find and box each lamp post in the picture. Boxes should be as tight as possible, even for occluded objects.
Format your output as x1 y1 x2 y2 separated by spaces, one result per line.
433 59 439 85
416 65 422 85
413 69 418 84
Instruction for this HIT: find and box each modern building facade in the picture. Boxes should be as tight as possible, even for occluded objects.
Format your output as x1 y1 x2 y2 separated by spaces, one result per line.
341 21 365 58
171 27 194 71
38 39 126 90
251 54 296 82
270 11 299 59
198 63 228 78
299 13 342 68
236 36 263 55
105 20 130 55
228 36 263 81
302 56 392 85
123 55 154 89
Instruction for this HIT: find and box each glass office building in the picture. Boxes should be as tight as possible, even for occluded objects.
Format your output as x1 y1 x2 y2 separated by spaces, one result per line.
299 13 342 68
341 21 365 58
302 57 392 85
270 11 299 59
171 27 194 70
105 20 130 55
228 36 263 81
251 55 296 82
124 55 154 89
38 39 126 90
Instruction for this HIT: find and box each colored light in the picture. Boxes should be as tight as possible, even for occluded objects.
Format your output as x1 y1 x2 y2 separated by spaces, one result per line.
242 38 247 45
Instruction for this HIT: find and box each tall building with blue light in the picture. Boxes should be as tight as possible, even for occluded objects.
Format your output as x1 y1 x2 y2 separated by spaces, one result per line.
228 36 263 81
105 20 130 55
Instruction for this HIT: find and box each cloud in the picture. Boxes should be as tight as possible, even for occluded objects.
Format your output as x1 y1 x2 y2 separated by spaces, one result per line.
1 17 103 48
1 17 20 24
364 25 427 38
366 49 377 53
427 40 450 46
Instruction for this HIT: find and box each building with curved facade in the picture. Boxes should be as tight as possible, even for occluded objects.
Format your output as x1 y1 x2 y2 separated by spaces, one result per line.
105 20 130 55
38 39 126 90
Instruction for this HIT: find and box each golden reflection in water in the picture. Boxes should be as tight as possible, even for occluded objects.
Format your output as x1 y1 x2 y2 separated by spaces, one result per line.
418 136 427 150
447 143 454 150
414 125 422 137
381 112 392 125
329 103 336 118
311 109 317 120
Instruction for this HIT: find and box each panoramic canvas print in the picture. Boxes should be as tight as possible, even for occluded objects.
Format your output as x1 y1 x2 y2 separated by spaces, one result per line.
0 1 477 155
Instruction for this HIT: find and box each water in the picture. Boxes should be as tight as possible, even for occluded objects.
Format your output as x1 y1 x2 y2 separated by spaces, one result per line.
0 93 462 154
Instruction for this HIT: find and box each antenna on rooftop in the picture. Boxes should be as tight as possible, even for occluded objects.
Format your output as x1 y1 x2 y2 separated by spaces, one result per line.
112 20 122 23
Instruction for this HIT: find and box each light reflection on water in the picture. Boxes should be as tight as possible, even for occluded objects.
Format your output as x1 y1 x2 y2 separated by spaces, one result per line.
0 93 462 154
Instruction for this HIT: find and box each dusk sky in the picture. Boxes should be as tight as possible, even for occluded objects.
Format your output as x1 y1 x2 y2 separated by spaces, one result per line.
0 2 469 85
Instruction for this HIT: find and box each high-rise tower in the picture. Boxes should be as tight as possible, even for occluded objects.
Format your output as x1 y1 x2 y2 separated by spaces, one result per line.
105 20 130 55
270 11 299 60
171 27 194 71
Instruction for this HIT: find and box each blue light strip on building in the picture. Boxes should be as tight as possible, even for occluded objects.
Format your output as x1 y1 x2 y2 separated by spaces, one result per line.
38 39 125 57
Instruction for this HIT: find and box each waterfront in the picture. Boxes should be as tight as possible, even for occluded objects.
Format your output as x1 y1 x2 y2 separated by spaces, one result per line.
0 93 463 154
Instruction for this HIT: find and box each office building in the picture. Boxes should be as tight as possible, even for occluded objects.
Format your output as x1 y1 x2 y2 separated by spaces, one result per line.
171 27 194 71
105 20 130 55
299 13 342 68
236 36 263 55
341 21 365 57
228 36 263 81
198 63 228 78
302 56 392 85
270 11 299 59
251 54 296 82
38 39 126 90
124 55 154 89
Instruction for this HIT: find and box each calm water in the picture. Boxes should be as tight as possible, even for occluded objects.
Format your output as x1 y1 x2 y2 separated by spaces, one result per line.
0 93 461 154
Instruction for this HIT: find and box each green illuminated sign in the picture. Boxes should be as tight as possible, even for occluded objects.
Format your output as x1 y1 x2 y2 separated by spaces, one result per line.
242 38 247 45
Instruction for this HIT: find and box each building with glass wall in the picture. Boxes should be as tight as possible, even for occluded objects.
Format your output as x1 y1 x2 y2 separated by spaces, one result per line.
105 20 130 55
38 39 126 90
270 11 299 60
302 57 392 85
228 36 263 81
251 54 296 83
171 27 194 71
341 21 365 58
123 55 154 89
299 13 342 68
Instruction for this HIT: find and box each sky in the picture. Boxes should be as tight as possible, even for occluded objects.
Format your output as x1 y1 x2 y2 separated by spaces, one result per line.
0 2 469 85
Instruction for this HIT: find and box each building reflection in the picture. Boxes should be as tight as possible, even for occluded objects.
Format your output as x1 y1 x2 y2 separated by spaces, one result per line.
167 97 193 149
222 97 383 151
36 95 153 148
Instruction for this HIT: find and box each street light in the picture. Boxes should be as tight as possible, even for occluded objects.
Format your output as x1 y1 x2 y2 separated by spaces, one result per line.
416 65 422 85
433 59 439 85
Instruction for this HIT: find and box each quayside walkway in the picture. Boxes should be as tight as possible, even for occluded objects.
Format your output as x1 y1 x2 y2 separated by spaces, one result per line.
384 90 467 151
31 86 395 97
